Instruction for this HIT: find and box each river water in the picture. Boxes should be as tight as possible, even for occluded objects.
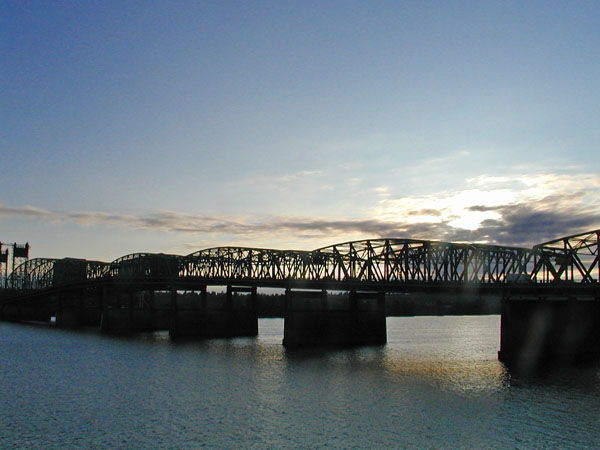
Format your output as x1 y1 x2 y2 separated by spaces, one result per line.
1 316 599 449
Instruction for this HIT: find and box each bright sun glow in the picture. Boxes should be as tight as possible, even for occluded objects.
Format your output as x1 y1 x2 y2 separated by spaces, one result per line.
373 188 513 231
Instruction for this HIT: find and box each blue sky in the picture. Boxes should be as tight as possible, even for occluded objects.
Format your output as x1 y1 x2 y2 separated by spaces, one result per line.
2 1 599 262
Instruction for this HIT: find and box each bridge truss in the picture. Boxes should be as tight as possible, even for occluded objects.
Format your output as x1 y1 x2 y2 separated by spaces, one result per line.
533 230 599 283
8 258 108 291
3 229 599 293
180 240 536 286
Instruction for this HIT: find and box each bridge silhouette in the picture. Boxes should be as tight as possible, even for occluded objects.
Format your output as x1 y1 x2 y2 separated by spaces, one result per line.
1 229 599 368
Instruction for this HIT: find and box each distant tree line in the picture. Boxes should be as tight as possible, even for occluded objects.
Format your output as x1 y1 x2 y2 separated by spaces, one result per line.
255 292 500 318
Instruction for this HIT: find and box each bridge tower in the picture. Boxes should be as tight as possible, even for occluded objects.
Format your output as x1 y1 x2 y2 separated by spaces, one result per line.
0 242 29 289
0 243 8 289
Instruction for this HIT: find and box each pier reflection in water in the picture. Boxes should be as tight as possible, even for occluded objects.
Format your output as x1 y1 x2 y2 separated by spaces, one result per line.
1 316 599 449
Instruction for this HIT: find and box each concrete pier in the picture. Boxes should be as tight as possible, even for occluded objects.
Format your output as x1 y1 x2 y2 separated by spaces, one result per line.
0 299 54 323
224 286 259 337
79 290 103 327
169 285 258 338
101 288 156 333
47 288 103 327
56 290 83 327
283 290 387 347
169 287 207 337
499 295 600 369
100 287 128 332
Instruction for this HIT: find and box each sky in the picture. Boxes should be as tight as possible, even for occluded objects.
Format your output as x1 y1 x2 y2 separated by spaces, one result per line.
1 0 599 263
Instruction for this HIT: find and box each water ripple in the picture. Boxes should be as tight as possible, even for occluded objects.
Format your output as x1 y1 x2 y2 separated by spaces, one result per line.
1 317 599 449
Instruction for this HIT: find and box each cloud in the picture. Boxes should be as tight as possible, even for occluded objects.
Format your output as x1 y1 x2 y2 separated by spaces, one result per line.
232 169 324 191
466 197 600 246
2 200 597 250
0 205 53 218
406 209 442 217
418 150 471 168
367 172 600 246
1 172 599 250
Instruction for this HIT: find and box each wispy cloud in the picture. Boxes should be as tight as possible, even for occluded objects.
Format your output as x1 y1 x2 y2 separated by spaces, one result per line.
0 205 444 238
418 150 471 168
232 169 324 190
2 173 599 250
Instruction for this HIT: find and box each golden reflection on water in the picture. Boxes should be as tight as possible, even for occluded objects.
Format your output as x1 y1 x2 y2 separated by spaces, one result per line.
238 315 513 395
379 354 509 394
191 316 512 392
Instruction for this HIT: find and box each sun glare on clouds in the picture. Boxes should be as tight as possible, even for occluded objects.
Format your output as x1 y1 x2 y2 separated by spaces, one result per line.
373 188 511 232
369 171 600 239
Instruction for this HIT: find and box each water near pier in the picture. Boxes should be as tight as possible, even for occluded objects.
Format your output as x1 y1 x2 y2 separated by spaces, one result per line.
1 316 599 449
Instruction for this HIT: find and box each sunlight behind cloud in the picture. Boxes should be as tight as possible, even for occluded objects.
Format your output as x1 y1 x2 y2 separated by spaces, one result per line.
373 189 511 231
1 172 599 258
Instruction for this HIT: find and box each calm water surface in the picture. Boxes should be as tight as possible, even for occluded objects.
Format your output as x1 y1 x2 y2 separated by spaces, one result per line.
1 316 599 449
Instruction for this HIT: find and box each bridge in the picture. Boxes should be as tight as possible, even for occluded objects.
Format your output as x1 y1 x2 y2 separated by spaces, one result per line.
1 230 599 367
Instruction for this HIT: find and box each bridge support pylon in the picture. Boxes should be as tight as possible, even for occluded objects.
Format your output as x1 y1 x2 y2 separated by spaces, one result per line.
169 285 258 338
169 286 207 337
100 286 157 333
0 295 54 324
56 289 83 327
283 290 387 348
498 291 600 370
223 285 259 337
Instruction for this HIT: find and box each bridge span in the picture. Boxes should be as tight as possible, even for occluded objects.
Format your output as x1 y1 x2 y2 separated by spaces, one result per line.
1 230 599 367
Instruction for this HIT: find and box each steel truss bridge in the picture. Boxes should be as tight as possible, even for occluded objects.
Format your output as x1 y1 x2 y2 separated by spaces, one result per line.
3 229 599 295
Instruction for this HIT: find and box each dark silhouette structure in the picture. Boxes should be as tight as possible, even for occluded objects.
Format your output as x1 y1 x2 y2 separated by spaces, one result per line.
1 230 598 364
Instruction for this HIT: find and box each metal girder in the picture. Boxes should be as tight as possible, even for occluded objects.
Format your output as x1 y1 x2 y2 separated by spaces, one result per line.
99 253 181 280
7 258 58 290
4 229 599 293
8 258 109 290
533 230 599 283
179 239 538 286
